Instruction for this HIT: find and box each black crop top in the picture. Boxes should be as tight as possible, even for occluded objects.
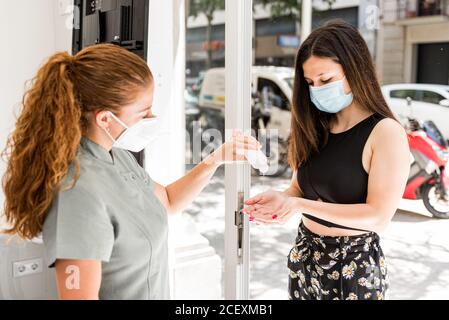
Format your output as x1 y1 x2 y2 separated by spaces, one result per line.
297 112 386 231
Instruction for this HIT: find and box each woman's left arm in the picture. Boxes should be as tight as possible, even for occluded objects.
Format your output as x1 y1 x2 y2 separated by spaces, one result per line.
153 133 261 215
294 118 410 233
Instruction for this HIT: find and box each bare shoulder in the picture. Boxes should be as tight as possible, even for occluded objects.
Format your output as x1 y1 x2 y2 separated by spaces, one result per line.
372 117 408 145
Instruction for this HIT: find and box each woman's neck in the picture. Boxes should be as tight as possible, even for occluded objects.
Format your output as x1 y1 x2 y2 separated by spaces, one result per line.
84 128 114 152
331 103 373 132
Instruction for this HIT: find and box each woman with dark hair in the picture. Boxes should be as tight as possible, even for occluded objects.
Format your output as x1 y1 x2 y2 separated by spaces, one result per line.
243 20 410 300
1 43 260 299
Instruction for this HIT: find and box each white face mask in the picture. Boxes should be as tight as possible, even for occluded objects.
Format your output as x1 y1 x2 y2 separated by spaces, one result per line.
103 111 159 152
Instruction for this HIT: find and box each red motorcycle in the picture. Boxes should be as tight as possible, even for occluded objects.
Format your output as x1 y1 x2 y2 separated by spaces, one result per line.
404 115 449 218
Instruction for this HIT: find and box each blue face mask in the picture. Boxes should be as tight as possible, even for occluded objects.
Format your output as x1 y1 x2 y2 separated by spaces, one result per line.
309 76 353 113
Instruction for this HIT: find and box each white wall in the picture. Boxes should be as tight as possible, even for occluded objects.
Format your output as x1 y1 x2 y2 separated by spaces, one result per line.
146 0 186 185
0 0 73 228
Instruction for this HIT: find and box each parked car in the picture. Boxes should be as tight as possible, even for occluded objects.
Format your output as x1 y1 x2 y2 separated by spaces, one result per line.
382 83 449 138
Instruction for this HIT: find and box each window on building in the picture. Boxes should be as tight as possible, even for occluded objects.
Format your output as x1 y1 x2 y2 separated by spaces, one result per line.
418 0 443 16
187 24 225 44
255 17 296 37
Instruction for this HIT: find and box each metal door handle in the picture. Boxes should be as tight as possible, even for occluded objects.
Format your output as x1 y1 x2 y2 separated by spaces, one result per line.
234 191 245 262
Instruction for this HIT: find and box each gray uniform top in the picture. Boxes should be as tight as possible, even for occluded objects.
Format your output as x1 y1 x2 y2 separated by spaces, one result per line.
42 136 170 300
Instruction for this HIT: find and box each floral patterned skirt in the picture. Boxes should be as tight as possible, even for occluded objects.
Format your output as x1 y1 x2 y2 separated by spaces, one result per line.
287 221 389 300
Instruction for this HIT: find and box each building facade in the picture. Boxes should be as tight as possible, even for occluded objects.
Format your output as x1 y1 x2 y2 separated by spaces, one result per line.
186 0 363 77
378 0 449 85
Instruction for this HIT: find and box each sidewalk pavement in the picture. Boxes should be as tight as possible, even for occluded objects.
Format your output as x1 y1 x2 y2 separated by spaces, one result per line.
183 167 449 300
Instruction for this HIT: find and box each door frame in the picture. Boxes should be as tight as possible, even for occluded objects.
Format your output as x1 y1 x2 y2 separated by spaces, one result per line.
224 0 253 300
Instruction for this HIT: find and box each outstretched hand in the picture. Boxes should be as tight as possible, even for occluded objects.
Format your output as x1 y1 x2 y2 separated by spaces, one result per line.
242 190 298 225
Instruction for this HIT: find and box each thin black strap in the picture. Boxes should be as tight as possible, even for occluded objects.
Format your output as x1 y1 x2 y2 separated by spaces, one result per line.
302 213 370 233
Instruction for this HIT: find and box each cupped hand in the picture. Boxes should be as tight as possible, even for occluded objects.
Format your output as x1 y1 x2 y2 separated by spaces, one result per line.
242 190 298 225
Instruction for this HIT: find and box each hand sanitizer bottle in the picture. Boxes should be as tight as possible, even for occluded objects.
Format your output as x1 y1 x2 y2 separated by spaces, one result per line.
246 149 269 174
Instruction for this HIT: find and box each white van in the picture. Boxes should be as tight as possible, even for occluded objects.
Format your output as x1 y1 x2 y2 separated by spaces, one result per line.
198 66 294 141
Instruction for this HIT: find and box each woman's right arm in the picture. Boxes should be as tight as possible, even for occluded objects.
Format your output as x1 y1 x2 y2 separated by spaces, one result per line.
55 259 102 300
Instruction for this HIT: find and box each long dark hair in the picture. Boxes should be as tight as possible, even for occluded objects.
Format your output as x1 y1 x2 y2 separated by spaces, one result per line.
2 44 153 240
288 20 396 170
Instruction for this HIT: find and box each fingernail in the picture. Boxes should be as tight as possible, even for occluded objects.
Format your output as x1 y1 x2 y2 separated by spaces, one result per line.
249 216 254 221
272 215 278 220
